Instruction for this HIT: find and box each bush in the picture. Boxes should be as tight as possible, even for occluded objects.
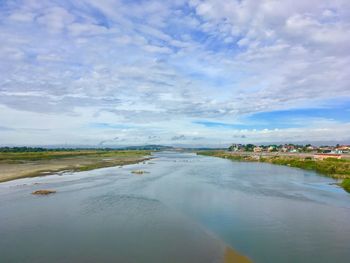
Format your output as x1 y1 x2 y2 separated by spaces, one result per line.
341 179 350 193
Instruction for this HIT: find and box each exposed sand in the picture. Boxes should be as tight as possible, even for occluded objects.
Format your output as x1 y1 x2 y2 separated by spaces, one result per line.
224 247 252 263
32 190 56 195
0 154 151 183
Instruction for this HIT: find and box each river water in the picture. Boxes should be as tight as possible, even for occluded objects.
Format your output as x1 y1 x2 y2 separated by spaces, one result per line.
1 152 349 263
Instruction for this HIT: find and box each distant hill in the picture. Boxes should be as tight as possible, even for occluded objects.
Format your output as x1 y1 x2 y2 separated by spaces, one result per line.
0 145 226 152
0 145 174 152
119 145 174 151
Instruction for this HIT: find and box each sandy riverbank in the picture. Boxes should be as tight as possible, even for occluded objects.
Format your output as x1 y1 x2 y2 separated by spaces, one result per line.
224 247 251 263
0 150 151 183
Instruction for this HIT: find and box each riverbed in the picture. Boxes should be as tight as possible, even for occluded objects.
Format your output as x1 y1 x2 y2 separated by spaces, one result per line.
0 152 349 262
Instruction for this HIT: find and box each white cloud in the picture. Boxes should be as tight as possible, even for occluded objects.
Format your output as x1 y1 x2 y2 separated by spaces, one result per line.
0 0 349 146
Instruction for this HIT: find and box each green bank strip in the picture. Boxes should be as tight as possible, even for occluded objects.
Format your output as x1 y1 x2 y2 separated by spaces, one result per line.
341 179 350 192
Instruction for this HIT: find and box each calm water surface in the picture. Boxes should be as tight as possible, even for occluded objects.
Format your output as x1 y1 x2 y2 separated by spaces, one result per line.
1 152 350 263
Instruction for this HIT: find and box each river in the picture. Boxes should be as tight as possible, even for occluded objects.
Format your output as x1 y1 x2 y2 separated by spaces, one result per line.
1 152 349 263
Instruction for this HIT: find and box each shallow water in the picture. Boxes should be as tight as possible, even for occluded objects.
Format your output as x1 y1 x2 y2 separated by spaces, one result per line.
1 152 349 263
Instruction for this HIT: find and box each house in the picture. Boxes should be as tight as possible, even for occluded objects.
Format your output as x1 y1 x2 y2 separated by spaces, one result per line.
336 145 350 153
253 146 263 153
331 149 343 154
281 144 297 152
306 145 317 151
281 146 288 152
319 146 334 153
267 146 276 152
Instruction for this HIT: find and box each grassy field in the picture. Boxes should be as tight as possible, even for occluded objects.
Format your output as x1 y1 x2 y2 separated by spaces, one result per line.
0 150 151 183
198 151 350 193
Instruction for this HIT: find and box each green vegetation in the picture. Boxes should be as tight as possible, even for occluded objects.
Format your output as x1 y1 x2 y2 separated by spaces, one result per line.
244 144 255 152
0 146 158 153
198 151 250 161
268 157 350 178
0 147 78 153
341 179 350 193
197 151 350 193
0 150 149 162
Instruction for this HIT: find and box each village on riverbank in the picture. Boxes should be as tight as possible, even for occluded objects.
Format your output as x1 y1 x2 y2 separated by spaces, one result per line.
228 143 350 156
224 143 350 161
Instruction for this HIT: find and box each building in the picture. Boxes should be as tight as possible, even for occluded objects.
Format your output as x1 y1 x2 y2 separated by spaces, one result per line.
336 145 350 153
306 145 317 151
267 146 276 152
253 146 263 153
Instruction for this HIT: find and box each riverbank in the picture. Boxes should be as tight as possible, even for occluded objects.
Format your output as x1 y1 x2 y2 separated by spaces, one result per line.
197 151 350 193
224 247 251 263
0 150 151 183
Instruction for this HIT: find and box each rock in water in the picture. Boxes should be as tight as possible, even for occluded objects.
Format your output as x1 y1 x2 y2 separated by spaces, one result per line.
131 170 147 175
32 190 56 195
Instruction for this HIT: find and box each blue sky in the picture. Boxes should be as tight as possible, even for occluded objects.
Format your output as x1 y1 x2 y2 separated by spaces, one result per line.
0 0 350 146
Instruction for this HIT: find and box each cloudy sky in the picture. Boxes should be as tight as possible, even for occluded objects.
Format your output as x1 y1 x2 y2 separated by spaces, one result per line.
0 0 350 147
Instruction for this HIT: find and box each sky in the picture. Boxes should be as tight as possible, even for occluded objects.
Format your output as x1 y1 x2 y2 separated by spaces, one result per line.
0 0 350 147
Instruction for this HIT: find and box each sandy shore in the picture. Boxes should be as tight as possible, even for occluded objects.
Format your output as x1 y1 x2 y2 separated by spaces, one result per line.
224 247 251 263
0 151 151 183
